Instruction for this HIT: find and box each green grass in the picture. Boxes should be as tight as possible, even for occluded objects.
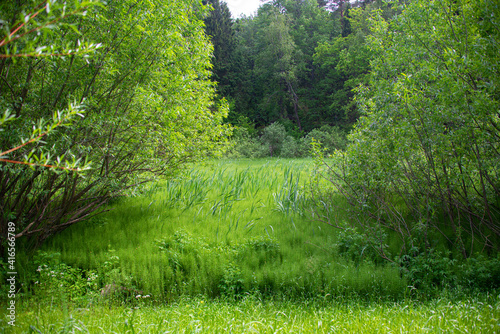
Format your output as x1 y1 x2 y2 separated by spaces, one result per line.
4 158 500 333
19 158 405 301
6 295 500 333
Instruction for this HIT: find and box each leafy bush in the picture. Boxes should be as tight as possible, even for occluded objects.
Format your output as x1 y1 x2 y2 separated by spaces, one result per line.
299 125 348 156
219 262 246 299
336 227 381 264
315 0 500 260
398 248 457 295
31 252 100 305
458 256 500 292
281 136 299 158
261 122 287 157
226 127 267 158
0 0 231 252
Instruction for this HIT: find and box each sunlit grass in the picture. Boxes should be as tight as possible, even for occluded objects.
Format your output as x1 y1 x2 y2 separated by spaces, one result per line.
7 295 500 333
6 159 500 333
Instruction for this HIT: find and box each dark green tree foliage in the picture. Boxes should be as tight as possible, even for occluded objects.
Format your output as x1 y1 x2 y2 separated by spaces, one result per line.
256 3 302 130
229 17 260 126
340 3 352 37
311 2 376 126
203 0 237 99
223 0 387 134
229 0 336 132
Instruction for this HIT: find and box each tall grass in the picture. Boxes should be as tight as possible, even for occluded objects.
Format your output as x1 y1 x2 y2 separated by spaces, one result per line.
7 294 500 333
23 159 406 301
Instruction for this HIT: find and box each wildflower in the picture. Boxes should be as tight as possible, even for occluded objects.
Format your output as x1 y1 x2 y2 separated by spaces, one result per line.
136 294 142 299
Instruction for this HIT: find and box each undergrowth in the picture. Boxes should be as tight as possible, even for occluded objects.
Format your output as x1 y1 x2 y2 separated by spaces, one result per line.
12 159 407 304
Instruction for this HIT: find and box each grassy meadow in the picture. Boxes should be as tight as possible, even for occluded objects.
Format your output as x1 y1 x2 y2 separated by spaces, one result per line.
27 159 406 301
3 159 500 332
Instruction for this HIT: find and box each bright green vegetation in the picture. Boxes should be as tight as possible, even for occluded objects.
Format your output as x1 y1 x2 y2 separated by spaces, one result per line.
315 0 500 261
6 158 498 333
2 0 499 332
0 0 230 251
3 160 499 332
30 159 405 302
8 296 500 333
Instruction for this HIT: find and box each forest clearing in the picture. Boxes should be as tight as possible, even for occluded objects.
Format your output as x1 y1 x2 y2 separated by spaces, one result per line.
1 0 500 332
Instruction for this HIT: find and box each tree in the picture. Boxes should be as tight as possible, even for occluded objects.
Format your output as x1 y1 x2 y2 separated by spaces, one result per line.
317 0 500 258
0 0 100 256
312 1 379 126
203 0 237 99
261 122 287 157
0 0 99 171
249 3 302 129
0 0 231 252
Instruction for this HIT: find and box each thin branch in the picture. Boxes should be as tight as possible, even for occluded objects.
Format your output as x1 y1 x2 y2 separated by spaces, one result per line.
0 158 80 171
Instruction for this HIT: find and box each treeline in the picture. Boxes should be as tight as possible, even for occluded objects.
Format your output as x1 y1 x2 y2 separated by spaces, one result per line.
203 0 388 144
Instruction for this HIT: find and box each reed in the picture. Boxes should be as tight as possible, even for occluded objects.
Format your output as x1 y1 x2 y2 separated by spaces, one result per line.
33 158 406 301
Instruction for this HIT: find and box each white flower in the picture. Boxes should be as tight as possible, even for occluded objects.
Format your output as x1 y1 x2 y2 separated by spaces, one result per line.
136 294 141 299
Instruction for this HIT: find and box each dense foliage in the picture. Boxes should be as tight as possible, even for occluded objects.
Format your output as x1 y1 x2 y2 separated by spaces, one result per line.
202 0 396 155
316 0 500 259
1 0 499 322
0 0 230 251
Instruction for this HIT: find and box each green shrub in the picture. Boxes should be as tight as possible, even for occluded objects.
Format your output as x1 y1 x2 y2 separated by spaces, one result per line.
227 127 267 158
281 136 299 158
299 125 347 156
219 262 246 299
31 251 100 305
337 227 381 264
261 122 287 157
458 255 500 292
398 248 457 294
